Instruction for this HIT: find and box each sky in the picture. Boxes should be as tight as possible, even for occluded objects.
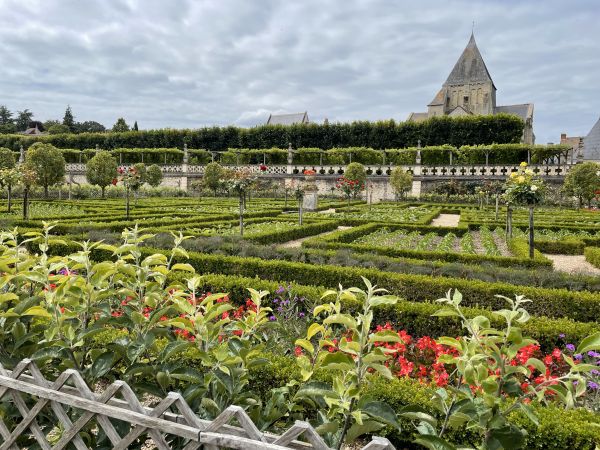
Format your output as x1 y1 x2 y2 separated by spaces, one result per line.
0 0 598 144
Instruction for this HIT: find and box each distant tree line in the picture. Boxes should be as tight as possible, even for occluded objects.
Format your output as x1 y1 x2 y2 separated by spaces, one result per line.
0 114 524 151
0 104 139 135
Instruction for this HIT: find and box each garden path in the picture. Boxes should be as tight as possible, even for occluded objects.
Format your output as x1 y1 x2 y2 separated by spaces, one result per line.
278 226 352 249
543 254 600 276
431 213 460 227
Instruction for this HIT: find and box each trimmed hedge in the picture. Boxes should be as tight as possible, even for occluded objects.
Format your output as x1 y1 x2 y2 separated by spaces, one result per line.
0 114 524 151
585 247 600 269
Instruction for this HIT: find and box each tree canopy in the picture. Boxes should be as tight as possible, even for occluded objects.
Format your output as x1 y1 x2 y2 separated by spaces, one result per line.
86 151 118 197
23 142 66 197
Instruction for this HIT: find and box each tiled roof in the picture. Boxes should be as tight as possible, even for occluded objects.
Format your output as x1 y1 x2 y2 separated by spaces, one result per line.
583 117 600 161
445 33 495 88
494 104 534 121
266 112 309 125
406 112 430 122
428 88 445 106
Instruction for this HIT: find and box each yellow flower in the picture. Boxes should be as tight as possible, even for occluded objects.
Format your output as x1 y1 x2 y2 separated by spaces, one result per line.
520 162 528 167
510 172 517 178
517 176 525 183
525 169 533 175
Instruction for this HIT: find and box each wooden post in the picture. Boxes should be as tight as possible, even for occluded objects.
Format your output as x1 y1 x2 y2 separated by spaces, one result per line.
23 186 29 220
299 202 303 225
495 193 499 220
506 204 513 240
7 185 11 213
449 150 453 165
239 193 244 237
125 185 130 220
529 205 535 259
284 189 288 208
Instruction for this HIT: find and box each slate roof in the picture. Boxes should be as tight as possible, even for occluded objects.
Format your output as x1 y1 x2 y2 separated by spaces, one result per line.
406 112 430 122
445 33 495 88
266 112 309 125
428 88 445 106
494 104 534 121
583 117 600 161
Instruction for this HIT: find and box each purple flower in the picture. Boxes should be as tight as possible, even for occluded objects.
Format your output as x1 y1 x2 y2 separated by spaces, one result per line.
588 351 600 358
565 344 575 352
269 316 276 321
298 312 305 318
588 381 599 390
276 286 285 295
559 333 566 339
591 370 600 376
574 353 583 360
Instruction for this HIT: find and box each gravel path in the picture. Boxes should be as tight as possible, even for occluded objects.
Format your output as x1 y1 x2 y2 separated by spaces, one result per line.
278 226 352 248
431 214 460 227
544 254 600 276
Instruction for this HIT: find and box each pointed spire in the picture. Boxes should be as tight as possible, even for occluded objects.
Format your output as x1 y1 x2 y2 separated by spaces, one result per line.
444 33 494 88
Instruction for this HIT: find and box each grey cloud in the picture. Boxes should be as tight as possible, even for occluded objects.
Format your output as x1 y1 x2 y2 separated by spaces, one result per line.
0 0 598 141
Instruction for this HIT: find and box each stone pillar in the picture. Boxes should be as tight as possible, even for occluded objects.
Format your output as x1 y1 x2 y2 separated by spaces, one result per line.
410 180 422 198
181 143 189 190
302 172 319 211
287 143 294 174
18 146 24 164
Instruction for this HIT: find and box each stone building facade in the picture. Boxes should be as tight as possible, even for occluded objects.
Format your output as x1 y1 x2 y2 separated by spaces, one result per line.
408 33 535 145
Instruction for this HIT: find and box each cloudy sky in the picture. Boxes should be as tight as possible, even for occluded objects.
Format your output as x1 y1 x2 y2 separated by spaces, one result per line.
0 0 598 143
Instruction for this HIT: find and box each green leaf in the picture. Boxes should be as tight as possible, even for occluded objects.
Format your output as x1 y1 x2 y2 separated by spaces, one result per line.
161 340 193 361
90 352 115 379
0 293 18 304
320 352 354 371
576 332 600 354
361 401 401 429
368 295 398 308
431 308 460 318
306 323 324 340
414 435 458 450
323 313 357 331
171 263 195 273
518 402 539 426
398 405 438 427
294 339 314 355
22 306 52 318
345 420 385 443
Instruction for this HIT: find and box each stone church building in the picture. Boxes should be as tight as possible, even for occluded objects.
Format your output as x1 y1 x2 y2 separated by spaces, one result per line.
408 33 535 144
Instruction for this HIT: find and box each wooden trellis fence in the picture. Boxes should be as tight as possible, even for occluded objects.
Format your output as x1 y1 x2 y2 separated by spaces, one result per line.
0 359 396 450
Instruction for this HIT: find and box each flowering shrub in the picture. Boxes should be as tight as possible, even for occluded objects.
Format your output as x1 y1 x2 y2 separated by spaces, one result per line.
504 162 545 205
259 164 268 171
336 176 365 200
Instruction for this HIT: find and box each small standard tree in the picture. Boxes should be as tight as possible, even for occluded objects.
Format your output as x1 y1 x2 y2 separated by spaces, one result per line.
23 142 66 198
390 167 413 200
145 164 163 187
561 162 600 208
112 118 130 132
344 162 367 187
203 162 223 196
0 147 16 211
86 151 118 198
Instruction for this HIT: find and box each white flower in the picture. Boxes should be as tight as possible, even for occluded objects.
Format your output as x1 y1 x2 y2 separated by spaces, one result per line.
531 185 538 192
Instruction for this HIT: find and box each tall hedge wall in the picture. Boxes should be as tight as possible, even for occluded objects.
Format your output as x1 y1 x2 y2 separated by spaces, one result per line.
0 114 524 152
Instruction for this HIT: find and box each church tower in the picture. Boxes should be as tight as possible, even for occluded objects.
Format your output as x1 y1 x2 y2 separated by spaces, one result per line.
428 33 496 118
409 32 535 144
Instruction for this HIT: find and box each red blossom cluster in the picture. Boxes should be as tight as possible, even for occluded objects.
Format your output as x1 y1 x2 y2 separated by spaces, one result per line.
303 169 316 176
259 164 268 172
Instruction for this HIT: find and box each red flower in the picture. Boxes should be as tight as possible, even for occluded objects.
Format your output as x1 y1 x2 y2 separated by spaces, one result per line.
111 178 118 186
259 164 268 171
552 348 562 359
295 346 303 356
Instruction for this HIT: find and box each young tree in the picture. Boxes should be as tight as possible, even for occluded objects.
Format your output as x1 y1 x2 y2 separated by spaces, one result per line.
86 151 118 198
23 142 66 198
344 162 367 187
561 162 600 208
112 118 130 132
145 164 163 187
15 109 34 131
203 162 223 196
62 105 76 132
0 147 15 169
390 167 413 200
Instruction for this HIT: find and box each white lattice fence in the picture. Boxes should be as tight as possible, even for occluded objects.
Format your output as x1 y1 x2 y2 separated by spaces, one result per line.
0 359 396 450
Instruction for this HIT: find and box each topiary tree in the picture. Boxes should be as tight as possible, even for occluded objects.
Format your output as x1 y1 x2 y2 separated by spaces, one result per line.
561 162 600 208
344 162 366 187
390 167 413 200
203 162 224 196
112 118 130 132
86 151 118 198
23 142 66 198
145 164 163 187
62 105 76 132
